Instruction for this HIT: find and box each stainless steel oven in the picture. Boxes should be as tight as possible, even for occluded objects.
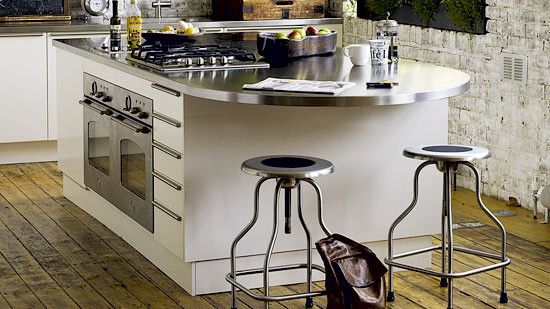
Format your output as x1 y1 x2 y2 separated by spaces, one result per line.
82 73 154 232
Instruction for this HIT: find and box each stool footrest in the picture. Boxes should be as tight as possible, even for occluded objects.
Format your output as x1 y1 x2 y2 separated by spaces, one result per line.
226 263 326 302
386 245 511 279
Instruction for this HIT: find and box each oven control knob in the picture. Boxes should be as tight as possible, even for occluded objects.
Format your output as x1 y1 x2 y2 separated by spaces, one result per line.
137 112 149 119
221 56 229 65
130 107 140 114
209 56 217 65
103 109 114 116
102 96 112 103
197 57 205 66
95 91 105 98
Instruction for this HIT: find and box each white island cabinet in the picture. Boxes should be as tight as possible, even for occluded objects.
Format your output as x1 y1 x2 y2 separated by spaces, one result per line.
54 37 470 296
0 34 48 143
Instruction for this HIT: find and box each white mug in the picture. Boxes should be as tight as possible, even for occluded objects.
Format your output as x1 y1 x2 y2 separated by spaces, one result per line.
343 44 371 66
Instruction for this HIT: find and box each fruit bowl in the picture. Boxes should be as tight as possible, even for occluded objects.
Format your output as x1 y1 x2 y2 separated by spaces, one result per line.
257 30 337 61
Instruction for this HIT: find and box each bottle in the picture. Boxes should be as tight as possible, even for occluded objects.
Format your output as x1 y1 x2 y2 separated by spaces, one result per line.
126 0 142 50
110 0 122 52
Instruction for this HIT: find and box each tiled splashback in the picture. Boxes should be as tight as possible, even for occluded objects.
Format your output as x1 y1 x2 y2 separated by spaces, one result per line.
69 0 341 20
68 0 211 19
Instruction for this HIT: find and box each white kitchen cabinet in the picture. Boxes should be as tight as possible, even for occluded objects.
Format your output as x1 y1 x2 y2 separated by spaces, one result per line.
47 32 108 140
0 34 48 143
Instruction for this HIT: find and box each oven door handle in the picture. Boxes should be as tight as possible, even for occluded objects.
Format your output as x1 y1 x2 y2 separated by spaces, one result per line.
110 115 150 134
79 100 112 116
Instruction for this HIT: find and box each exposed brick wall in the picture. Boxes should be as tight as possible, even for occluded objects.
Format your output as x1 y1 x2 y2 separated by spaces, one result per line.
343 1 550 211
69 0 338 19
68 0 211 19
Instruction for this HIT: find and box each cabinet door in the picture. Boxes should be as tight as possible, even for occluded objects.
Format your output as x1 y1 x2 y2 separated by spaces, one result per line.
0 34 48 143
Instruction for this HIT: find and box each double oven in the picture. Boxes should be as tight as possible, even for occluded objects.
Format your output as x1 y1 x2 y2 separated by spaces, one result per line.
81 73 154 232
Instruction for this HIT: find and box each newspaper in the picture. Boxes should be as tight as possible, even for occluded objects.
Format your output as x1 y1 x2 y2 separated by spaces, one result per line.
243 78 355 95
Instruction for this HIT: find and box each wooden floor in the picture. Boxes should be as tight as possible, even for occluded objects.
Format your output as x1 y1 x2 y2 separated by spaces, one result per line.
0 162 548 308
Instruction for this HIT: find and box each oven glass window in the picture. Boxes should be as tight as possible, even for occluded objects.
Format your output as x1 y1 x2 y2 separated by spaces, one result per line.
88 121 110 175
120 139 146 199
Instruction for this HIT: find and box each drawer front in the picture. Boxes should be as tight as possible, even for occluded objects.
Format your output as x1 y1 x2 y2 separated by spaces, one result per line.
153 117 183 152
153 207 184 259
153 177 184 216
153 144 183 183
152 84 183 122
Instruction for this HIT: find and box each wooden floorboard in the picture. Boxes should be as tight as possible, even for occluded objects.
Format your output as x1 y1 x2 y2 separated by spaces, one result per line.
0 162 548 308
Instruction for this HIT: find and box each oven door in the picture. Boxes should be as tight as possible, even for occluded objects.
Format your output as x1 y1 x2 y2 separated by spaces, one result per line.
82 99 115 204
111 113 154 232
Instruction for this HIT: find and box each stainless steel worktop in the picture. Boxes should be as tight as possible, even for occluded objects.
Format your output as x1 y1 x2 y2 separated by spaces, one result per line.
53 34 470 106
0 17 342 35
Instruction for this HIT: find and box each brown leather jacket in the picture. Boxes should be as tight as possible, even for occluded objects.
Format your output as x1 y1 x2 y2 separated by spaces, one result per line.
316 234 387 309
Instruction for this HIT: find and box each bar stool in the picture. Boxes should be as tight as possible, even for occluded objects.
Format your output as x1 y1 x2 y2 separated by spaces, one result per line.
385 145 511 309
226 155 334 309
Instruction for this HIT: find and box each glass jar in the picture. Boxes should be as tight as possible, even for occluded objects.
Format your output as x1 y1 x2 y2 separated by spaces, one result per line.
375 12 399 63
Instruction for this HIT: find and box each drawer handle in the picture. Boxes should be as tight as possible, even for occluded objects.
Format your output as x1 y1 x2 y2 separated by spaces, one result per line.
153 141 182 159
153 171 182 191
151 83 181 97
153 200 182 221
152 112 182 128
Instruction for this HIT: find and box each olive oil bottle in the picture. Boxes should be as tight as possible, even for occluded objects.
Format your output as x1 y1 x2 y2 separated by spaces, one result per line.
127 0 142 50
110 0 122 52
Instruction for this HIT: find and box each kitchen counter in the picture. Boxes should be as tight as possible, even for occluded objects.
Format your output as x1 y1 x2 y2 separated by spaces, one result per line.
0 17 342 35
53 34 470 106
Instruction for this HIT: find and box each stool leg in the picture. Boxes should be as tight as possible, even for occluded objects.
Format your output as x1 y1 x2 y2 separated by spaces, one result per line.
297 182 314 308
263 179 284 309
445 165 454 309
302 178 332 237
386 161 435 302
440 171 448 288
230 177 271 309
463 162 508 303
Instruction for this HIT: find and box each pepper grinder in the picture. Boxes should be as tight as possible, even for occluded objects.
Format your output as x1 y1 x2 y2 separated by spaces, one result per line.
375 12 399 63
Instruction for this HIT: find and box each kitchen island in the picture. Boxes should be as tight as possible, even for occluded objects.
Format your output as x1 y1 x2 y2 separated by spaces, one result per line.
53 35 469 296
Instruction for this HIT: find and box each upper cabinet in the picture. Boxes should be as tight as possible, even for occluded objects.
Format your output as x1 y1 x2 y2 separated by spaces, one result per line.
0 34 48 143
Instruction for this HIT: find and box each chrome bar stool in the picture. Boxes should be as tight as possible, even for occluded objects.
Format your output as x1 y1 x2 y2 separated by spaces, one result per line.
226 155 334 309
385 145 511 309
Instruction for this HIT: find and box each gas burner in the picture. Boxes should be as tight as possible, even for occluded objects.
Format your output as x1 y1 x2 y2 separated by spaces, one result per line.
127 42 269 72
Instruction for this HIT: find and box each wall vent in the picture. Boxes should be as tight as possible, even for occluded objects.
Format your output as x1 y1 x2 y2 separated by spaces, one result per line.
501 53 528 84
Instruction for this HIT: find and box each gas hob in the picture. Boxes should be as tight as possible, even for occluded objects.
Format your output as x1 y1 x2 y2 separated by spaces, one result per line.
127 43 270 73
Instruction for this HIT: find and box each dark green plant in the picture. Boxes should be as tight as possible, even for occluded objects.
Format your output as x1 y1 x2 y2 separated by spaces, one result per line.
412 0 442 25
364 0 403 16
445 0 484 32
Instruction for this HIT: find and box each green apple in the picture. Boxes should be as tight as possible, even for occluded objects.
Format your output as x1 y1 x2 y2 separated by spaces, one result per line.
275 32 287 39
294 28 306 38
319 30 331 35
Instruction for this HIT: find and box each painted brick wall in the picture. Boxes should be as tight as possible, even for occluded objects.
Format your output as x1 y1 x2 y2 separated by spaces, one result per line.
343 1 550 211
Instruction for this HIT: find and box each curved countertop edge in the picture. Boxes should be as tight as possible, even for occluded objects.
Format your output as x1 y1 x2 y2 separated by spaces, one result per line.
0 18 343 35
53 39 470 107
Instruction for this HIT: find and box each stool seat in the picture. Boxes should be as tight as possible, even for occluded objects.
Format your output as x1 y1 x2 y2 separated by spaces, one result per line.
403 144 491 162
241 155 334 178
